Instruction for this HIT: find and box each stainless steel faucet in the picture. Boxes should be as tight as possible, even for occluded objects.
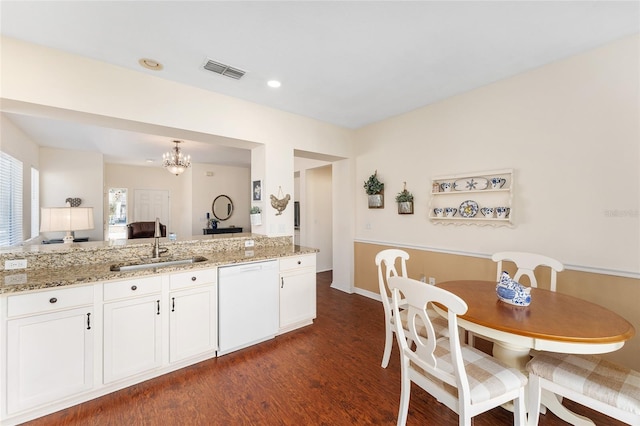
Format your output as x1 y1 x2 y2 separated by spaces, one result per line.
151 217 167 259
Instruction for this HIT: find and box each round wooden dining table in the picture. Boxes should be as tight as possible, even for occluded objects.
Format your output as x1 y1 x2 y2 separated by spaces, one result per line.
435 280 635 425
436 280 635 367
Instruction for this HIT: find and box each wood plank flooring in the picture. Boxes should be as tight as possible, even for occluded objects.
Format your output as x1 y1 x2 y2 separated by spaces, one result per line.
27 271 623 425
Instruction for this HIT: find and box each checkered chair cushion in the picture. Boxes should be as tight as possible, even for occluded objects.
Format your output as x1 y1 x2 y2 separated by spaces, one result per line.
412 337 527 404
527 352 640 416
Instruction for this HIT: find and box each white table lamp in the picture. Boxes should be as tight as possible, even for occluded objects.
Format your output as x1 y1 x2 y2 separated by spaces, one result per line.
40 207 94 243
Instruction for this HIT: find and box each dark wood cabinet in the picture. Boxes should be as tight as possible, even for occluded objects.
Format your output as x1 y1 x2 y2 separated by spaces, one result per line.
202 227 243 235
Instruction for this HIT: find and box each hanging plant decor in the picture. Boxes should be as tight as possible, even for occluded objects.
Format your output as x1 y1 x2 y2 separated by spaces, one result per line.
396 182 414 215
364 170 384 209
250 206 262 225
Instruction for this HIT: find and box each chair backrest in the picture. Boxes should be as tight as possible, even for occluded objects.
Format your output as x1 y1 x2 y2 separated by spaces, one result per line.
388 276 470 398
375 249 409 313
127 222 167 239
492 251 564 292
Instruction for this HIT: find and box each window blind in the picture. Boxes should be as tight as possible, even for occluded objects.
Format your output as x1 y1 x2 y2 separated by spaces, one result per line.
0 152 23 246
31 167 39 239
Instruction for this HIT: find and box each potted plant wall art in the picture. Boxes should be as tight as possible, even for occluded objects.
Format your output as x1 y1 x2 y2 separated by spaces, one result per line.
396 182 414 215
364 170 384 208
250 206 262 226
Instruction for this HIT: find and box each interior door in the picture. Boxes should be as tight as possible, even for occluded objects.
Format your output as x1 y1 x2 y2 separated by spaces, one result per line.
134 189 169 226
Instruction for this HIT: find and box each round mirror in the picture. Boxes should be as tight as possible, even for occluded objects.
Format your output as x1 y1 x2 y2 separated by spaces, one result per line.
212 195 234 221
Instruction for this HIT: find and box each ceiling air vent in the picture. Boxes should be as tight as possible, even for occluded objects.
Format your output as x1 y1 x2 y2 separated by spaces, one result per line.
203 59 246 80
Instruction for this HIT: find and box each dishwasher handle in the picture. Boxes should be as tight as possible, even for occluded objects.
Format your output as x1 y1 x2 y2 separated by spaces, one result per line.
219 261 277 278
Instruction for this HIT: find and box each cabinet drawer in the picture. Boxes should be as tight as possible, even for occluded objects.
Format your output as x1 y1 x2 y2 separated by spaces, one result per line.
103 276 161 301
280 254 316 272
169 268 216 290
7 285 93 318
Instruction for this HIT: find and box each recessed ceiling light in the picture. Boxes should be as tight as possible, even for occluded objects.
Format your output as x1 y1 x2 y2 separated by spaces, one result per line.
139 58 163 71
145 159 154 163
267 80 281 88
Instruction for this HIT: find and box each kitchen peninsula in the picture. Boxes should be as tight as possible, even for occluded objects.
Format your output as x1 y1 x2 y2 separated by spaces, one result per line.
0 234 318 426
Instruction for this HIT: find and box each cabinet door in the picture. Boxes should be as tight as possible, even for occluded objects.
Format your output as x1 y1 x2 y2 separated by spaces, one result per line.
279 269 316 329
169 285 217 362
103 294 162 383
6 307 94 414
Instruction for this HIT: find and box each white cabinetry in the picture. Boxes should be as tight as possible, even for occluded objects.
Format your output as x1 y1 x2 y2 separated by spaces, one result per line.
429 168 514 227
103 276 162 383
168 268 217 363
4 286 94 415
279 254 316 333
1 254 315 425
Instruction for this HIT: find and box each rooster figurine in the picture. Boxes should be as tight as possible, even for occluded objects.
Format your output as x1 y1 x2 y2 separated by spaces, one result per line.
270 193 290 216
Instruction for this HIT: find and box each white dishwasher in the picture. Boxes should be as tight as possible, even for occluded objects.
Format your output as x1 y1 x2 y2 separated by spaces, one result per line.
217 260 279 355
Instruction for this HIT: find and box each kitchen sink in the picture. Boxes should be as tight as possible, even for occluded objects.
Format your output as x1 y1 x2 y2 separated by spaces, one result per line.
110 256 208 272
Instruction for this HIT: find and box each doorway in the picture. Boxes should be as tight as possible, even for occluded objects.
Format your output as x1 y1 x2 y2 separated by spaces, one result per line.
134 189 170 227
107 188 127 240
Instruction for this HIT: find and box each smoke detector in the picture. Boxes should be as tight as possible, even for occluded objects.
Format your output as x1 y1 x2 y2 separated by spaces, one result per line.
203 59 245 80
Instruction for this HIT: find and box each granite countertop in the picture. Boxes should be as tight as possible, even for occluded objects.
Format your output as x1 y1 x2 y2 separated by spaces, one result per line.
0 245 318 295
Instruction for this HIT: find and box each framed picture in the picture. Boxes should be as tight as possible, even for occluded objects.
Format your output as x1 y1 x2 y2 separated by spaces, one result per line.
252 180 262 201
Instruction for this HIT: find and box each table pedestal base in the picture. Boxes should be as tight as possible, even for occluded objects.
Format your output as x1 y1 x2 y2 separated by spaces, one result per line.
541 391 595 426
492 341 530 371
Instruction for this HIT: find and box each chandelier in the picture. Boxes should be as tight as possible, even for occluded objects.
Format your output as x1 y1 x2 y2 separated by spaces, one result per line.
162 140 191 175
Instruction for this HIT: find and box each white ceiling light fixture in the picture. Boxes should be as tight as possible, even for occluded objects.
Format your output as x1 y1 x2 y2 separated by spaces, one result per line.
138 58 164 71
162 140 191 175
267 80 281 88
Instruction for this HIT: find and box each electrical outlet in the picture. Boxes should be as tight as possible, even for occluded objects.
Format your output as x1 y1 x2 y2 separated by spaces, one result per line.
428 277 436 285
4 273 27 285
244 239 255 248
5 259 27 270
419 275 426 283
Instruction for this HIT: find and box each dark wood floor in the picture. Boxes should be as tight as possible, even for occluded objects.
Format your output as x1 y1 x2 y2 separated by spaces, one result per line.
27 271 623 425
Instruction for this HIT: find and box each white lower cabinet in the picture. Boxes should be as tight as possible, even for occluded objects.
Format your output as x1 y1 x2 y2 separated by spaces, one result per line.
4 286 94 415
103 294 162 383
168 268 217 363
103 276 163 384
279 254 316 332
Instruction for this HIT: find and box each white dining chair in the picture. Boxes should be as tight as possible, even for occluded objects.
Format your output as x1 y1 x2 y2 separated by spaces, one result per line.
388 276 527 426
527 352 640 426
374 249 446 368
468 251 565 348
492 251 564 292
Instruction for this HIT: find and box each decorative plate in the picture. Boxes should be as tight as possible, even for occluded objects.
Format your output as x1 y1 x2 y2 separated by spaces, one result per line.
454 177 488 191
459 200 479 218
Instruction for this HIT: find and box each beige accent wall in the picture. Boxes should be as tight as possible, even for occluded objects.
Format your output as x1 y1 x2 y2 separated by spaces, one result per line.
355 241 639 372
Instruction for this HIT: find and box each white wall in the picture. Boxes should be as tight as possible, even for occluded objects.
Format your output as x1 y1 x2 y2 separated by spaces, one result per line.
1 36 355 284
40 147 104 242
354 34 639 275
306 165 333 272
0 115 40 242
106 163 192 238
191 162 250 233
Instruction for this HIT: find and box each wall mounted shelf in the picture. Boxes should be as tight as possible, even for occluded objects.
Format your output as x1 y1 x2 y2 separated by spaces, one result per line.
429 168 514 227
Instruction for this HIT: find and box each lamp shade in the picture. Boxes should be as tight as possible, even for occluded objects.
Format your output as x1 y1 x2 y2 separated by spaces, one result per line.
41 207 94 233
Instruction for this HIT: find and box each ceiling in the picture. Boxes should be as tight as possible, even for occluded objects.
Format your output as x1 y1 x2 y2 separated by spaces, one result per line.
1 1 638 166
